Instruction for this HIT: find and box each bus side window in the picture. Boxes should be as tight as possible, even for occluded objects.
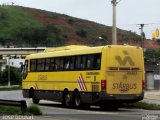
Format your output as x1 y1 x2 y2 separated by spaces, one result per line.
30 59 37 71
55 58 59 70
55 57 64 71
75 56 81 70
45 58 50 71
87 55 94 69
70 56 75 70
64 57 70 70
94 54 101 69
81 55 87 69
59 58 64 70
37 59 45 71
49 58 55 71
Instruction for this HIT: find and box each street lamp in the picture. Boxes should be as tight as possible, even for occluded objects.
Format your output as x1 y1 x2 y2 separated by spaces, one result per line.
98 36 111 45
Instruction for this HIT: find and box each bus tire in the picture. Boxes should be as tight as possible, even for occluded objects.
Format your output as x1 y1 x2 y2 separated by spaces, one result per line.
73 91 81 108
32 98 40 104
29 88 40 104
29 88 34 98
63 92 71 107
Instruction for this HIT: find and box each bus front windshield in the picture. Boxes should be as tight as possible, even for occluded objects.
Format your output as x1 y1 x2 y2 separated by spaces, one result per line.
22 60 28 79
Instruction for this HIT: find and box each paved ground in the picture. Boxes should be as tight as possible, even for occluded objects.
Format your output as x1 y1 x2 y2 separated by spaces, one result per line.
0 90 160 120
143 90 160 105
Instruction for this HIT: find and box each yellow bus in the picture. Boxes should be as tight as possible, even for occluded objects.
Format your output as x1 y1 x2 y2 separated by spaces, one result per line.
22 45 145 110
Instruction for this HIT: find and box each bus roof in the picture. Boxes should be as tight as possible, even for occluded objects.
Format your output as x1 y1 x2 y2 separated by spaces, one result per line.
44 45 90 53
26 45 104 59
25 45 140 59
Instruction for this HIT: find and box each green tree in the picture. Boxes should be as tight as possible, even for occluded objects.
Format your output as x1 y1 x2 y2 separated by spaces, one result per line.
144 48 160 64
1 67 22 85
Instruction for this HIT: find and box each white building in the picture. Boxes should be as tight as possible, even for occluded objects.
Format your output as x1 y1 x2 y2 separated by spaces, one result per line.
1 55 25 71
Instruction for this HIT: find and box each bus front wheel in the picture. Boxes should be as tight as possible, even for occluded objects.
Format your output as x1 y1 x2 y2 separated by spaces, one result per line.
32 98 40 104
29 88 40 104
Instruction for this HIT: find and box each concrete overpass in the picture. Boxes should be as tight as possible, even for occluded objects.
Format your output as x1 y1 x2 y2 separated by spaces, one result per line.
0 47 46 70
0 47 46 55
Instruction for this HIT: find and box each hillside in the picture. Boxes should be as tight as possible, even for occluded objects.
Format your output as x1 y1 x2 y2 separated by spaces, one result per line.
0 5 141 47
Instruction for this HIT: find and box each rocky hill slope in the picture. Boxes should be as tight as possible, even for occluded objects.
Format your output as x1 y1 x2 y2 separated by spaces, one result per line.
0 6 141 47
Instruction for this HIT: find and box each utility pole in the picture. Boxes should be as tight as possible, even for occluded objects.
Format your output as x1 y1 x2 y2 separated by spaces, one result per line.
8 56 10 87
111 0 117 45
139 24 145 48
111 0 121 45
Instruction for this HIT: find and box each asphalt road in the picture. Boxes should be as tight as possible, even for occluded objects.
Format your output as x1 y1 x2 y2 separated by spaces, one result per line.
0 90 160 120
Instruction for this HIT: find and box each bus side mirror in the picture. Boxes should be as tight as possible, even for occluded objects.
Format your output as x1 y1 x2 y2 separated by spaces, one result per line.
20 65 24 72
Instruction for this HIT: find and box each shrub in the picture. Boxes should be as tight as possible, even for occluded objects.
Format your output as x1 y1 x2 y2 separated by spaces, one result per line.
76 29 87 38
26 104 42 115
68 18 74 25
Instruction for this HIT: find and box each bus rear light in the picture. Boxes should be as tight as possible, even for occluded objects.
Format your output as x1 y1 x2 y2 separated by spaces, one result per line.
101 80 106 90
142 80 146 89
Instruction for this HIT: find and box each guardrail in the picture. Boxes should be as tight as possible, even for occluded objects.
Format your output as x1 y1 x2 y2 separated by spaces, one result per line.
0 85 20 89
0 99 27 111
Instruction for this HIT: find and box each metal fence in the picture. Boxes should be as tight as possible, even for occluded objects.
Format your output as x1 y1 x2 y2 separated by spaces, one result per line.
0 99 27 111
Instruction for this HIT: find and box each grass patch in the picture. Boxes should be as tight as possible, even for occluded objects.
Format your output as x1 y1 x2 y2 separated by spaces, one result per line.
26 104 42 115
0 105 21 115
0 104 42 115
123 102 160 110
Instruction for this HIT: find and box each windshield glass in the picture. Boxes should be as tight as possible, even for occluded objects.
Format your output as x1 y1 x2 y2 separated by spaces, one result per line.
23 60 28 79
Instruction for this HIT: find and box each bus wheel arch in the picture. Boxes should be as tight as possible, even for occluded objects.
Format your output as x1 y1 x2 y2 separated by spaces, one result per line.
62 88 71 107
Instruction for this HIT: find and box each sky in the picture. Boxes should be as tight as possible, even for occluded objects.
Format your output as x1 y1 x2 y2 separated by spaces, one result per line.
0 0 160 39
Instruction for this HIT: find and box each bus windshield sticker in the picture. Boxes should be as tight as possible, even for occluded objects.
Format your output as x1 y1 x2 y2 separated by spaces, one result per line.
77 74 87 91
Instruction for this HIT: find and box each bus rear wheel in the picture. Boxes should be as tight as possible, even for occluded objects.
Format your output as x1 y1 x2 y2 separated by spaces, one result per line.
73 91 81 108
63 93 71 107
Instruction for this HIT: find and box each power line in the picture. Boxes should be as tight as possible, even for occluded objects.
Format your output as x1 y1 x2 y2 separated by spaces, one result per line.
117 22 160 27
